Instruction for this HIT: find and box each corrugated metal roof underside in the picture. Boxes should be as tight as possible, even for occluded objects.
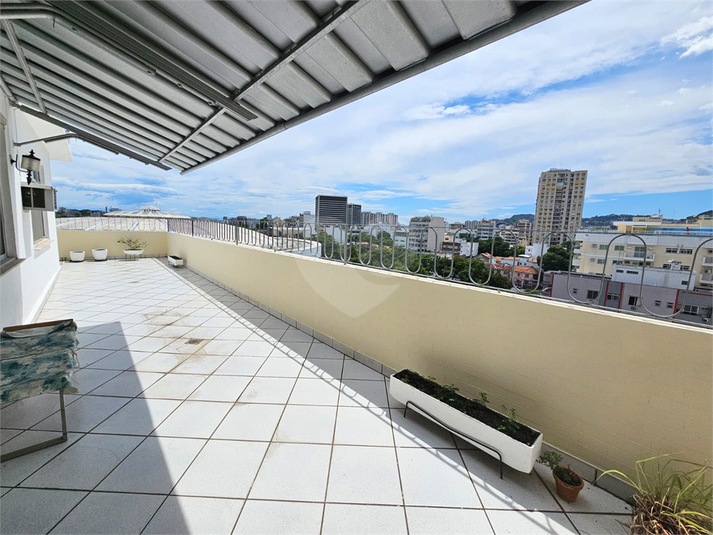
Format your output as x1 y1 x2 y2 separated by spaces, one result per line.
0 0 585 174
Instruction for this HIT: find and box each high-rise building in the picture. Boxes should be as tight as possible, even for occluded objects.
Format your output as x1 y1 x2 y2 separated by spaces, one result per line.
515 219 533 245
347 203 362 226
315 195 347 227
408 216 446 253
533 168 587 246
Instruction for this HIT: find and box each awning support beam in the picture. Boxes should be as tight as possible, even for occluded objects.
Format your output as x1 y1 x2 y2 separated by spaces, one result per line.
1 20 45 113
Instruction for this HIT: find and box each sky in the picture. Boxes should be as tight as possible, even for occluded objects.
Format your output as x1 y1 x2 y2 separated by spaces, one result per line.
50 0 713 224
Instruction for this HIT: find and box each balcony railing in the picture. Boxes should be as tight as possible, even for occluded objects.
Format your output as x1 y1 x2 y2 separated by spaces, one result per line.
56 218 713 327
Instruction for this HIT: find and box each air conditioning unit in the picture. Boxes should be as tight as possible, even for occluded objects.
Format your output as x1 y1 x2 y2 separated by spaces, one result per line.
21 183 55 211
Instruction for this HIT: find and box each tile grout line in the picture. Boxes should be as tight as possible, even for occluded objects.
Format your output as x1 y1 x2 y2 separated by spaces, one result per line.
387 378 411 535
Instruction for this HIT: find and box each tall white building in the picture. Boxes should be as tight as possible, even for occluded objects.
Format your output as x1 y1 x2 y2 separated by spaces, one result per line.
533 169 587 246
408 216 445 253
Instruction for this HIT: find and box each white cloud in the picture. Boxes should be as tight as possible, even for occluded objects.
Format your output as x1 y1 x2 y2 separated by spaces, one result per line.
662 15 713 56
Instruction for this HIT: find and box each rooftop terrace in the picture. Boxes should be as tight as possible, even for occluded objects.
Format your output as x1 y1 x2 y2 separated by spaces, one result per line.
1 259 631 534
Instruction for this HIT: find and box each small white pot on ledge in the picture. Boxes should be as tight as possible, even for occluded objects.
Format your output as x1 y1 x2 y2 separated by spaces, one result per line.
92 248 108 261
123 249 144 260
69 250 85 262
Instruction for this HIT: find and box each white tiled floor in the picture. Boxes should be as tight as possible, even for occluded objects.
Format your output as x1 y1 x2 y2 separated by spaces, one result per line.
1 259 631 534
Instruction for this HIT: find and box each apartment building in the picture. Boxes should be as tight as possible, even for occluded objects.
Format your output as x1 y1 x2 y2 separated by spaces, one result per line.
361 211 399 225
346 203 362 226
533 168 587 245
408 216 446 253
315 195 347 227
573 217 713 287
515 218 533 245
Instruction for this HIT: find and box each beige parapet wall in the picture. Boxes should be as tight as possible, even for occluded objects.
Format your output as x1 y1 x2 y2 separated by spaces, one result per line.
168 232 713 477
57 230 167 259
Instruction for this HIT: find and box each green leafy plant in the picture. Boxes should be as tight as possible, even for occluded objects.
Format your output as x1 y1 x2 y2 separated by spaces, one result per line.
537 451 582 487
498 406 520 435
598 455 712 535
117 236 147 250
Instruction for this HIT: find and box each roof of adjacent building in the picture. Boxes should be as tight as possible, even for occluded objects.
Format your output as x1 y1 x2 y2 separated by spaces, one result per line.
1 0 585 173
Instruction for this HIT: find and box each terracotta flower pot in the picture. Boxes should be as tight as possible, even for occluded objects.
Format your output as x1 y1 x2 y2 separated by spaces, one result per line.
553 468 584 503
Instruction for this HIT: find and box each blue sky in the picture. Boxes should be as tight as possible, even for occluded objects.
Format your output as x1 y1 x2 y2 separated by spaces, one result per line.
50 0 713 224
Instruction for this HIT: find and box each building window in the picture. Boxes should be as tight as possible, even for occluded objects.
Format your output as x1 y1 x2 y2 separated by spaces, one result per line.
682 305 699 315
628 296 640 306
614 245 625 251
666 302 674 309
679 248 693 255
589 258 596 262
665 248 678 254
626 270 639 275
598 244 607 250
654 300 661 307
31 166 48 243
612 260 622 265
572 288 578 294
682 265 690 271
587 290 599 299
663 263 671 269
597 259 605 264
633 246 646 258
616 269 624 273
607 293 619 301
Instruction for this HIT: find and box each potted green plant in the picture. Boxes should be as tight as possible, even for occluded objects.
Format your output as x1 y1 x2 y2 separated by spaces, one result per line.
598 455 712 535
538 451 584 503
118 237 147 259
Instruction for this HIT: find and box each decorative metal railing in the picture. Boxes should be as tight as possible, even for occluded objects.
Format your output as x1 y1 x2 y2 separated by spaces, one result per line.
55 217 712 327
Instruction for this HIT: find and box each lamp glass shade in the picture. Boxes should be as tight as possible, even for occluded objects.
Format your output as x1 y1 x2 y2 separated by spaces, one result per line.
20 153 41 172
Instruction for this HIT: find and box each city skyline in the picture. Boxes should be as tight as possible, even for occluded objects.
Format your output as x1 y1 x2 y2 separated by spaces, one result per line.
50 0 712 223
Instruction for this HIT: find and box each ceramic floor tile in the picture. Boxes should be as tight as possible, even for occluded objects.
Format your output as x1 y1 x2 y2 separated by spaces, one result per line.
274 405 338 444
173 440 268 498
200 316 236 328
213 403 284 441
50 492 165 534
143 496 242 535
406 507 493 535
214 327 253 341
390 407 457 448
299 358 344 380
0 488 87 535
32 395 129 433
86 349 152 370
258 318 290 330
85 334 139 351
239 377 296 404
256 357 304 377
275 341 312 357
76 332 111 348
152 401 232 438
280 328 314 343
567 513 630 535
199 339 244 355
127 336 174 352
233 500 322 535
233 340 275 357
342 359 385 380
214 356 267 376
120 323 163 336
186 326 226 339
250 443 331 501
338 379 389 408
322 504 408 535
131 352 186 373
334 406 395 446
76 348 115 367
88 371 164 397
485 510 577 535
288 378 341 406
1 393 67 429
97 436 205 494
22 433 143 490
1 432 83 487
93 398 181 435
141 374 207 400
188 375 251 402
462 450 560 511
327 445 403 505
172 355 228 375
71 368 123 394
398 447 481 508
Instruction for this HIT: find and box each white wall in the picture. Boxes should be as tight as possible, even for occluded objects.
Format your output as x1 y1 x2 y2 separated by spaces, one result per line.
0 95 62 328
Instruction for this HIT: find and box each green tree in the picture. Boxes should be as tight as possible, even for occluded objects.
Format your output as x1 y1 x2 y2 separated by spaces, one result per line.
478 237 513 257
541 245 571 272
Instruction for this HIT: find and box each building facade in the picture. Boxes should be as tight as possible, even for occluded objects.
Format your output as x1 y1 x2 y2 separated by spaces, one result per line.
573 218 713 287
315 195 347 227
408 216 446 253
533 168 587 246
361 211 399 225
346 203 362 226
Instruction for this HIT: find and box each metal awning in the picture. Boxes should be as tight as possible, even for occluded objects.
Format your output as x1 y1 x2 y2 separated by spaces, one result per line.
0 0 585 174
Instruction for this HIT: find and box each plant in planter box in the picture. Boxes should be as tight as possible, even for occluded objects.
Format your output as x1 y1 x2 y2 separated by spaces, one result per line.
390 370 542 473
117 237 147 251
537 451 584 503
598 455 712 535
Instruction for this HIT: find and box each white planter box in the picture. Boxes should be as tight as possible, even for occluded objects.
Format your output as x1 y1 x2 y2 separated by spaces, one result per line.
390 373 542 473
91 248 108 261
69 250 85 262
168 255 183 267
